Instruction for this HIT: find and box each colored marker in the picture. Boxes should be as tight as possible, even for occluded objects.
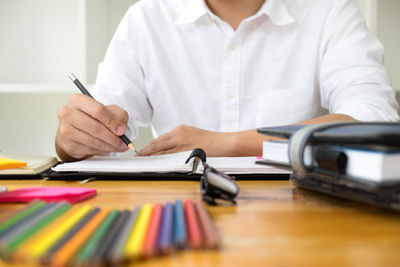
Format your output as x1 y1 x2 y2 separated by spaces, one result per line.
184 200 203 249
0 201 44 234
74 210 119 264
109 207 140 264
0 201 46 238
2 202 70 257
101 210 131 262
15 204 80 260
5 203 71 257
124 204 153 258
41 207 100 265
143 203 163 258
28 204 92 260
0 202 58 243
158 202 173 254
15 205 81 261
93 210 129 262
51 208 109 266
173 200 187 248
195 200 219 249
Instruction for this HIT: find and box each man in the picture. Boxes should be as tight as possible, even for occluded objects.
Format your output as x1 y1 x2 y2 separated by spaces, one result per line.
56 0 399 162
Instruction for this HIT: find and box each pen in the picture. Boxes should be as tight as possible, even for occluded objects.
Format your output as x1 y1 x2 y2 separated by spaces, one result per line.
68 73 138 154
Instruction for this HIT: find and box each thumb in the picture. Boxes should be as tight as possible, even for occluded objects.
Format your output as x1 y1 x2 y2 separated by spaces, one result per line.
99 105 129 136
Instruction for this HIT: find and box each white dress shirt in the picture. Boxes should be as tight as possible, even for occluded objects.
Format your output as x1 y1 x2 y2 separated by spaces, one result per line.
91 0 399 139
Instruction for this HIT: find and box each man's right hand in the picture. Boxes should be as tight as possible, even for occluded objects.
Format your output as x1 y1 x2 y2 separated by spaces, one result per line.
55 94 130 162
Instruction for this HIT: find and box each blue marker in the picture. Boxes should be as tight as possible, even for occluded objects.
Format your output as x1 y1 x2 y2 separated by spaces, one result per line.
173 200 187 248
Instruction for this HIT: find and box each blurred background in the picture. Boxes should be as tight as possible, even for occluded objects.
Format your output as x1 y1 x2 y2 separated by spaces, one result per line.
0 0 399 157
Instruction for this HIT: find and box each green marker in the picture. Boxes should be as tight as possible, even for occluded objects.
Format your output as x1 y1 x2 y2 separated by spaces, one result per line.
0 201 46 235
75 210 119 263
4 203 71 255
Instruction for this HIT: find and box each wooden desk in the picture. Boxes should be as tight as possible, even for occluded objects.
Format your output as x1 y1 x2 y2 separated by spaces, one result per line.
1 179 400 267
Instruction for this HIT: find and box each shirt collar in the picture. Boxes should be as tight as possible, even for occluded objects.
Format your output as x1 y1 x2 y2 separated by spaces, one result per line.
173 0 210 26
173 0 295 27
257 0 295 26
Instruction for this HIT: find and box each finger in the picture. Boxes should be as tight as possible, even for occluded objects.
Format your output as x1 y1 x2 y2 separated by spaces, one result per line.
139 133 172 155
139 139 176 156
59 121 128 156
68 94 128 136
151 148 182 156
69 124 128 153
106 105 129 135
61 139 112 160
65 107 127 151
57 127 114 159
148 132 171 144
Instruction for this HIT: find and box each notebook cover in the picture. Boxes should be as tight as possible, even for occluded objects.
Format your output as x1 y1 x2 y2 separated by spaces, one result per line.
0 168 53 180
257 122 400 147
44 170 289 181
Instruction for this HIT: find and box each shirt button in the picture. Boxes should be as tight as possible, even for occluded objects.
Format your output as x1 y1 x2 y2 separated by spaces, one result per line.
228 43 237 51
250 24 258 31
207 20 213 26
225 91 234 99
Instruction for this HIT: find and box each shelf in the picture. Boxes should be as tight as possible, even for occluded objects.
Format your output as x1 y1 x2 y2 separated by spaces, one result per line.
0 83 77 94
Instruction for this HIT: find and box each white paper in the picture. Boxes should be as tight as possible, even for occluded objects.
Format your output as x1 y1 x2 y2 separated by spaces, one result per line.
52 151 192 173
52 151 291 175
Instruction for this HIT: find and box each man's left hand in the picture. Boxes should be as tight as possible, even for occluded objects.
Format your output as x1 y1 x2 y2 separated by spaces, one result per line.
138 125 236 157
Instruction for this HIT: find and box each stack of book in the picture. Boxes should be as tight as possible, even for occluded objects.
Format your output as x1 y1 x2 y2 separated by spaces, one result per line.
257 122 400 212
259 140 400 183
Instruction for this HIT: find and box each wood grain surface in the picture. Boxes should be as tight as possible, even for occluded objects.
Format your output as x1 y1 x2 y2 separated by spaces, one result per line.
0 179 399 267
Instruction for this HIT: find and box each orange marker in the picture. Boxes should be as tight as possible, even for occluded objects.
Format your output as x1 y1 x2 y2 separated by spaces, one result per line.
184 200 203 249
143 203 163 258
51 208 110 266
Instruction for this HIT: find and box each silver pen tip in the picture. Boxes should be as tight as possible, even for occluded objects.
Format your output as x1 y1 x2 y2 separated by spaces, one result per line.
68 73 77 82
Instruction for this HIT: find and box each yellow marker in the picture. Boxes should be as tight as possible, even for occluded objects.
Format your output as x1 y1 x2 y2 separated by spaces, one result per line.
0 156 26 170
124 204 153 258
14 205 77 260
27 205 92 260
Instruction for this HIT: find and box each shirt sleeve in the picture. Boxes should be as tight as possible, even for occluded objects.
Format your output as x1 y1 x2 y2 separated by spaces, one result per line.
90 6 153 140
319 0 399 122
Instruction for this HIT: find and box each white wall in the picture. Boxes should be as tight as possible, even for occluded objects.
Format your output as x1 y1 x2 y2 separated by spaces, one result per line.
0 91 74 156
0 0 138 85
376 0 400 92
0 0 399 157
0 0 84 84
352 0 400 91
0 0 150 157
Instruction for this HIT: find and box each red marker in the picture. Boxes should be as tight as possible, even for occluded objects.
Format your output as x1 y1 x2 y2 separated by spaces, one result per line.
184 200 203 249
195 200 219 249
143 203 163 258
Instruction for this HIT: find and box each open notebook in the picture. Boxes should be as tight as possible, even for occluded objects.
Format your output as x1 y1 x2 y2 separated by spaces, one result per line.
51 151 291 177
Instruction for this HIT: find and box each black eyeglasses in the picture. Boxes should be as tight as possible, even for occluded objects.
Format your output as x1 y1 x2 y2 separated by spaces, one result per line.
185 148 240 205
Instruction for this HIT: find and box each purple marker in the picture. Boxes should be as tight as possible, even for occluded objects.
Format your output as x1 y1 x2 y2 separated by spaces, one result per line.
158 202 173 254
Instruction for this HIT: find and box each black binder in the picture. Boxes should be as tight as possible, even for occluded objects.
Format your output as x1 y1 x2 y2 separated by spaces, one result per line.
257 122 400 212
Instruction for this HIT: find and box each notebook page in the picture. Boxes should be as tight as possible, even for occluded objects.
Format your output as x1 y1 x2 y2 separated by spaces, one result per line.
52 151 193 173
204 157 292 174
